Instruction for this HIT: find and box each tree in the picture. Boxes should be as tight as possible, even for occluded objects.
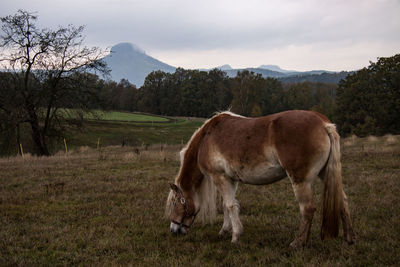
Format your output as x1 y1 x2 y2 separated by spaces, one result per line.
280 81 337 119
0 72 25 154
283 82 314 110
310 83 337 120
208 69 232 112
336 54 400 136
138 70 168 114
230 70 264 116
261 77 284 115
102 79 137 111
0 10 108 155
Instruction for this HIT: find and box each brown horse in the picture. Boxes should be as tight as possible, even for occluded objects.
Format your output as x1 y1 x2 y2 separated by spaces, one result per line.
165 110 355 248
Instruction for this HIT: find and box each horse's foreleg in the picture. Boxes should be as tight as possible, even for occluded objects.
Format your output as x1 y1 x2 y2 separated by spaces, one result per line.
290 181 315 248
219 205 232 235
215 178 242 243
226 198 242 243
341 189 355 244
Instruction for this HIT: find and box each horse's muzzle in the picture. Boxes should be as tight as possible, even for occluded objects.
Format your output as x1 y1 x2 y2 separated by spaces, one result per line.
170 222 187 235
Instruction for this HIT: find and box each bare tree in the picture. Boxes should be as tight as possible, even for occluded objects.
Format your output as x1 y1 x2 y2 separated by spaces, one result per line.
0 10 109 155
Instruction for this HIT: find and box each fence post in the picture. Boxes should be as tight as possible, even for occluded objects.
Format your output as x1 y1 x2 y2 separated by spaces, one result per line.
64 138 68 153
19 143 24 158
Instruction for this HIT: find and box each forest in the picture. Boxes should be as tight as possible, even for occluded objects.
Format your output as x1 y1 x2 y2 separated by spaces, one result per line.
100 68 337 120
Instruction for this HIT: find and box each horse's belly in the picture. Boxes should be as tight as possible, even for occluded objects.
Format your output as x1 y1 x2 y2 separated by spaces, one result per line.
233 164 287 185
207 148 286 185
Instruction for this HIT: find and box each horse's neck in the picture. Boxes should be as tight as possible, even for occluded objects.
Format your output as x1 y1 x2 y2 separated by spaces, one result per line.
177 116 212 193
177 149 203 194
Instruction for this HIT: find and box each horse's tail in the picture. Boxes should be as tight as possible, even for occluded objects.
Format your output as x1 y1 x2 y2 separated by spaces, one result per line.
321 123 344 240
197 174 218 224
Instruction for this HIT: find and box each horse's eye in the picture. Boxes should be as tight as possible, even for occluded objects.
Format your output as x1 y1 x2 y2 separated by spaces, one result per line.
180 198 186 205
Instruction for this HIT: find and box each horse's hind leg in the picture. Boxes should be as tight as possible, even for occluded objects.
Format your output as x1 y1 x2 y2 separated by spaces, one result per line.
290 180 315 248
341 189 355 244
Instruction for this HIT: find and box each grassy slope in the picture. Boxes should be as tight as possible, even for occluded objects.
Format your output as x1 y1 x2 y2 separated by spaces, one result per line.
10 111 197 156
84 111 170 122
0 136 399 265
66 119 203 149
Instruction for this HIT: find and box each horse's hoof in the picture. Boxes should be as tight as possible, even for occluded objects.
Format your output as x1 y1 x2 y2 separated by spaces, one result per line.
289 240 304 249
346 232 356 245
231 237 239 243
219 229 231 236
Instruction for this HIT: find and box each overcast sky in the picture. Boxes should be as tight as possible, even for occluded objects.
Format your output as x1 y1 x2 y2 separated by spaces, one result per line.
1 0 399 71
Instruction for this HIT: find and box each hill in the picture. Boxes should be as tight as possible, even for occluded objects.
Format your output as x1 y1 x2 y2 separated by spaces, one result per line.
259 64 299 74
219 67 350 83
278 71 352 84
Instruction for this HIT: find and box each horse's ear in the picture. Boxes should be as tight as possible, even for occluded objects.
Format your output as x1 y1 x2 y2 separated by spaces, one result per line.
170 183 181 193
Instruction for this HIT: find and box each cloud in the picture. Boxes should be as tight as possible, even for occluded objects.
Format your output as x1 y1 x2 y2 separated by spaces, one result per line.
1 0 399 70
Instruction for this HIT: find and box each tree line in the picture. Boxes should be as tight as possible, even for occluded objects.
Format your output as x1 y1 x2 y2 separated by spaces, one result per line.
104 55 399 139
336 54 400 136
99 68 337 119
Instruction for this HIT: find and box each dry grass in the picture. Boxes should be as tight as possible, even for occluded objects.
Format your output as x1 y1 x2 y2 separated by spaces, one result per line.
1 136 399 265
384 134 399 145
343 134 358 147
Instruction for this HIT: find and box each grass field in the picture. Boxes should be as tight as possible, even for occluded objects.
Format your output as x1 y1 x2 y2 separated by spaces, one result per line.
66 119 204 149
69 110 204 149
83 111 170 122
0 135 399 265
12 111 204 155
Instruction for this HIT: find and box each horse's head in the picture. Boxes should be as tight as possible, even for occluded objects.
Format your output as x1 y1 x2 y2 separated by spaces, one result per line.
168 183 199 235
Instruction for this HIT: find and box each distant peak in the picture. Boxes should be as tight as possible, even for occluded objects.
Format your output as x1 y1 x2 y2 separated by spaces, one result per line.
258 64 298 74
216 64 232 70
110 42 145 54
259 65 283 71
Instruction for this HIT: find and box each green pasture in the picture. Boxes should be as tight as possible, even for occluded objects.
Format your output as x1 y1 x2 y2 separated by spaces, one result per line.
7 111 202 155
66 119 203 149
83 111 170 122
69 110 202 148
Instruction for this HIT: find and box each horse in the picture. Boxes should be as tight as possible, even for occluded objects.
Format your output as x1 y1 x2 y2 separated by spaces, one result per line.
165 110 355 248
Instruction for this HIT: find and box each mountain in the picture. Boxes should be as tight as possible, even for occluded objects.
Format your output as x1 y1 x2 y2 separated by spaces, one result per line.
216 67 347 83
258 65 336 75
102 43 176 86
216 64 233 71
278 71 352 84
102 42 350 85
224 68 288 78
259 64 298 74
